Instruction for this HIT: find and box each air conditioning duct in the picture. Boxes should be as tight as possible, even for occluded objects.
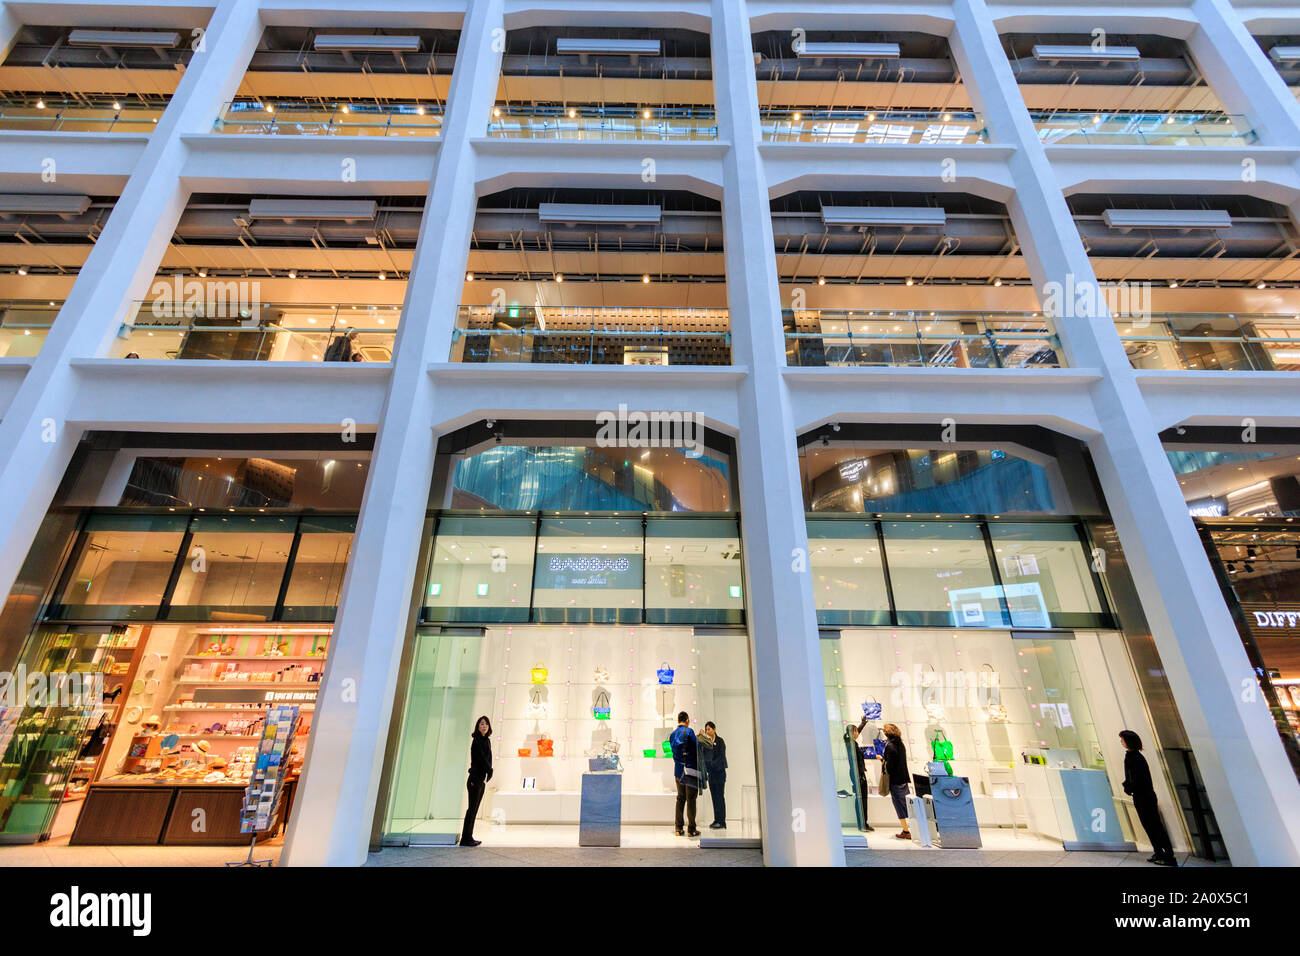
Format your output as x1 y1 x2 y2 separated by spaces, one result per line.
1102 209 1231 231
248 199 378 221
68 29 181 48
556 38 661 56
796 42 900 59
0 194 92 216
538 203 662 225
820 206 946 227
313 34 421 53
1031 44 1140 62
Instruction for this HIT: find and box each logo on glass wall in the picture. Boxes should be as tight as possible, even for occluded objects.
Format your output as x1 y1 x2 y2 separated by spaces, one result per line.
595 404 705 459
535 554 642 590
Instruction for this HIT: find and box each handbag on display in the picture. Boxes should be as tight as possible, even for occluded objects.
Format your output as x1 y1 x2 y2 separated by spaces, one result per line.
594 665 610 683
642 748 657 758
517 748 532 757
530 661 548 684
922 663 946 721
980 663 1008 721
656 661 674 685
871 734 888 758
536 736 554 757
861 698 882 721
930 731 954 776
527 685 547 718
593 689 611 720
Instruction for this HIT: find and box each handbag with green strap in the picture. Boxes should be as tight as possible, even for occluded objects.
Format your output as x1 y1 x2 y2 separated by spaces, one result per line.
931 731 955 776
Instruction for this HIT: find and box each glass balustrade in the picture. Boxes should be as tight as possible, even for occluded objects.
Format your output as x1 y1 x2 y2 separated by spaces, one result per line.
214 101 444 137
760 109 988 145
0 301 60 358
784 311 1063 369
486 105 718 141
1117 314 1300 371
111 302 399 362
1033 111 1255 146
451 306 731 365
0 104 163 133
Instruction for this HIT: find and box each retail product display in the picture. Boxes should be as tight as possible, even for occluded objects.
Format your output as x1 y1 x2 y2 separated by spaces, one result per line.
656 661 674 685
930 731 955 777
593 689 611 719
861 698 882 720
239 704 300 834
530 661 548 683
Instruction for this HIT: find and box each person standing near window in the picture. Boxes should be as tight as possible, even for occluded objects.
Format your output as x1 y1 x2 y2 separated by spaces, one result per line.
669 711 701 837
881 722 911 840
699 720 728 829
459 715 493 847
1120 730 1177 866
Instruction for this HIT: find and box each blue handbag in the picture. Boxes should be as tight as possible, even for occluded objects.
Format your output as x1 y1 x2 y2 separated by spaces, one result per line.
871 735 888 758
861 698 882 721
656 661 674 685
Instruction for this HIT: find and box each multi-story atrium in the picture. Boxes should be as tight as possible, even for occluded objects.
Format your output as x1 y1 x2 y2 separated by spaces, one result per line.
0 0 1298 873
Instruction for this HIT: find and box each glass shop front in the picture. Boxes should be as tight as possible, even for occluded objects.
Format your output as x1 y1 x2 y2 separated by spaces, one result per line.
381 512 761 846
0 448 365 847
810 516 1177 853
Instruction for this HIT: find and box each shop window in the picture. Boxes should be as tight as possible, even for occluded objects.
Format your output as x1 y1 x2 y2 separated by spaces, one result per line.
382 626 760 842
644 517 744 625
51 514 188 620
424 515 538 623
280 516 356 621
882 521 1007 628
532 517 643 624
166 515 296 621
988 523 1107 628
807 519 891 626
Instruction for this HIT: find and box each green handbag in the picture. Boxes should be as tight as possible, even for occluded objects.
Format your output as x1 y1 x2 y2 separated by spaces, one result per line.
931 731 955 776
643 748 657 758
662 740 673 756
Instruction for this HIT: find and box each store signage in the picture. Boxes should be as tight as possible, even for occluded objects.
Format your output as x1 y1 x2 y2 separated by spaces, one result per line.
534 554 642 590
193 686 319 705
838 458 869 482
1249 609 1300 630
1187 497 1227 518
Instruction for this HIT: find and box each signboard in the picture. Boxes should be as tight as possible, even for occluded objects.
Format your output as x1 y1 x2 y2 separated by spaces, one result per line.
1241 603 1300 641
533 553 643 591
193 686 319 705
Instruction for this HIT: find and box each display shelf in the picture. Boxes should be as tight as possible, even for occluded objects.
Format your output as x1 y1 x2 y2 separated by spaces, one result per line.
174 680 320 689
183 655 325 662
162 704 317 712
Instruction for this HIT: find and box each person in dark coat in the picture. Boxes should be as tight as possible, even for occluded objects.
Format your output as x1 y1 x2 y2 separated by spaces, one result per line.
881 722 911 839
699 721 728 829
459 715 493 847
1120 730 1176 866
669 711 700 837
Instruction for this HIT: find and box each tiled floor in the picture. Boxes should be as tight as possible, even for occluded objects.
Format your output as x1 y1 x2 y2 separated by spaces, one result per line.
0 841 284 867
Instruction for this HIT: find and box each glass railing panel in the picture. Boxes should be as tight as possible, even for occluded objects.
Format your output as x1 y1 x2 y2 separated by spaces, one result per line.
1118 314 1300 371
760 110 987 145
486 106 718 141
0 104 164 133
0 301 60 358
1033 112 1255 146
112 301 398 361
214 102 444 137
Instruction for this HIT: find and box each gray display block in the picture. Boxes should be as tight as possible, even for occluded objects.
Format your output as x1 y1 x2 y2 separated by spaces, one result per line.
579 772 622 847
928 774 982 849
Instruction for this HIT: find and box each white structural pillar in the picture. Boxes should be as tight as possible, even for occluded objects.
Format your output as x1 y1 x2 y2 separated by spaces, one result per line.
281 0 505 867
711 0 845 866
951 0 1300 865
1185 0 1300 148
0 0 263 605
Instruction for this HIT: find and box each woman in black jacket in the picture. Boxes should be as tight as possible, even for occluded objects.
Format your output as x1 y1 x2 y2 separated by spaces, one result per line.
1120 730 1176 866
881 723 911 839
460 716 494 847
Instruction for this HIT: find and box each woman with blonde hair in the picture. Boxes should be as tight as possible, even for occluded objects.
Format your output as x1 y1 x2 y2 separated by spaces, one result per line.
880 722 912 839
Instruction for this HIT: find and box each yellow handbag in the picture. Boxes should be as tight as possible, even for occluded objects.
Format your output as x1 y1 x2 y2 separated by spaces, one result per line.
530 661 548 684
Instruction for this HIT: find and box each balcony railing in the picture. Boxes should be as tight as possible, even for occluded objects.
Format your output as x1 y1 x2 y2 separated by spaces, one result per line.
0 300 59 358
760 110 988 145
1033 111 1255 146
1118 314 1300 371
112 302 398 361
0 104 163 133
214 101 444 137
486 106 718 141
784 311 1063 368
452 306 731 365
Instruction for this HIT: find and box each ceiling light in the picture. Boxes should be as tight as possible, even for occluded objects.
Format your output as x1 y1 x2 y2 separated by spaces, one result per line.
416 106 425 116
378 271 387 280
558 38 660 56
288 269 297 278
642 274 650 283
1031 44 1140 62
197 269 207 278
341 104 349 113
539 203 660 225
35 99 45 109
817 276 825 285
16 266 27 276
568 108 577 118
642 109 652 120
941 112 951 121
1257 281 1267 289
249 199 377 221
1168 280 1178 288
265 104 274 113
821 206 946 227
993 278 1002 287
69 29 181 48
797 42 900 59
905 277 914 286
493 107 501 118
1102 209 1231 230
466 272 474 281
867 113 876 121
314 34 421 53
555 273 564 283
792 112 802 121
112 101 122 111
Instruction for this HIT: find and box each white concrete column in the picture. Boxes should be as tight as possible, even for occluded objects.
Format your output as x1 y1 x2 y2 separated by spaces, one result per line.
281 0 505 867
711 0 845 867
951 0 1300 865
0 4 21 60
1185 0 1300 148
0 0 263 607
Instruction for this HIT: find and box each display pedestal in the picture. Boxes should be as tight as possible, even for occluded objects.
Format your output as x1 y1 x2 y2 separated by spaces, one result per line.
579 773 621 847
927 774 982 848
1018 764 1135 850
